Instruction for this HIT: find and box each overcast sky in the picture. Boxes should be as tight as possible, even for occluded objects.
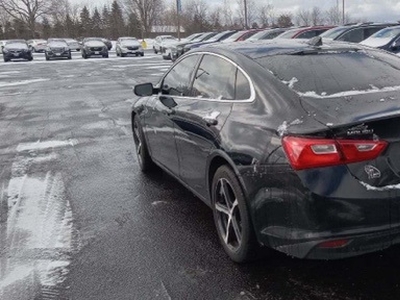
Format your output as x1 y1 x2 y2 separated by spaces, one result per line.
72 0 400 23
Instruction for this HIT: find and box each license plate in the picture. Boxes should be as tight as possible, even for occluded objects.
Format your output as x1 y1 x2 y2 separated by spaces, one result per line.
95 51 100 54
55 53 61 56
13 53 20 57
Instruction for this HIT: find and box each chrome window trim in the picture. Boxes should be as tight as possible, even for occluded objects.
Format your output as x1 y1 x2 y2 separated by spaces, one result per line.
161 51 256 103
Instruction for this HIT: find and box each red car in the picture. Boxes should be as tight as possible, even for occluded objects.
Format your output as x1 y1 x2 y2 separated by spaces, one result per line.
276 26 336 39
222 29 264 43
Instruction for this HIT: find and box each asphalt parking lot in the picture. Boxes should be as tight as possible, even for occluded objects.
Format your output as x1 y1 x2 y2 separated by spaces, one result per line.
1 49 400 300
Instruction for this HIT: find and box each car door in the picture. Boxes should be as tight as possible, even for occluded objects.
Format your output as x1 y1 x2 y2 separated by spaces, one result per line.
144 54 201 176
173 53 252 201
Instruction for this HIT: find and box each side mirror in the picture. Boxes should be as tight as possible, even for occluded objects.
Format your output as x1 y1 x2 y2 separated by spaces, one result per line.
134 83 155 96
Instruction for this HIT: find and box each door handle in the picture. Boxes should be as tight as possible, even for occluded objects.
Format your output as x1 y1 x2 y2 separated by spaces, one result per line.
203 111 220 126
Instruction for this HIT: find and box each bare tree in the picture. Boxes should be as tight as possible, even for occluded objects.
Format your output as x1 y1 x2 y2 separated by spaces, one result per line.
236 0 257 29
296 9 311 26
221 0 234 28
325 5 340 25
182 0 210 33
310 6 323 25
0 0 52 37
258 4 274 28
120 0 163 36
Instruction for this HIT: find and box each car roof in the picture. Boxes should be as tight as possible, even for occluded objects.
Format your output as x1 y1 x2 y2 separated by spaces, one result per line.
197 39 364 59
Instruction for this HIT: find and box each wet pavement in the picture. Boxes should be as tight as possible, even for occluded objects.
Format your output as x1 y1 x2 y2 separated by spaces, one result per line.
0 50 400 300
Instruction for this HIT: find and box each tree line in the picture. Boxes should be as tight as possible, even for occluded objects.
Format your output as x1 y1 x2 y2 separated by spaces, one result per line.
0 0 354 40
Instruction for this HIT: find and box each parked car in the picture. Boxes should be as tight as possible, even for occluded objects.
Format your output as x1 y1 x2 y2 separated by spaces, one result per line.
27 39 47 52
102 38 112 50
153 35 175 54
171 32 218 61
321 22 398 43
162 32 204 60
360 25 400 54
45 39 71 60
2 40 32 62
221 29 263 43
64 38 81 51
131 39 400 262
116 37 144 57
81 38 109 59
246 28 289 41
275 26 335 39
187 30 237 50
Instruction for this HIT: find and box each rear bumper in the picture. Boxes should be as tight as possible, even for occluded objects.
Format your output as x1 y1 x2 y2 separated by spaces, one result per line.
238 162 400 260
262 224 400 260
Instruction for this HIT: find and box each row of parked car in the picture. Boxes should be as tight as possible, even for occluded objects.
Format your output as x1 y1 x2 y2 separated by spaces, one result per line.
0 37 145 62
153 22 400 61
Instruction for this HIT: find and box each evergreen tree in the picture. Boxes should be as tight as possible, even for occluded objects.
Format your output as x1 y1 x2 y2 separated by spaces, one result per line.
42 17 52 39
102 5 111 38
110 1 124 39
80 6 92 37
53 19 64 37
126 13 141 38
92 8 103 37
64 13 75 38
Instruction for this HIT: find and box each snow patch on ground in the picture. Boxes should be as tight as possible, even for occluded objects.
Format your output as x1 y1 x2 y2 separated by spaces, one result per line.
17 139 77 152
0 78 50 88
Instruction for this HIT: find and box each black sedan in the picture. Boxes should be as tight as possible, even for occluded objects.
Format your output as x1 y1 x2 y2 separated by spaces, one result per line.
45 39 72 60
2 40 33 62
81 38 109 59
131 39 400 262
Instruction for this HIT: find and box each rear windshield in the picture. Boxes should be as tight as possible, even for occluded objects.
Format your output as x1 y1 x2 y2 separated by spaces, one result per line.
256 50 400 97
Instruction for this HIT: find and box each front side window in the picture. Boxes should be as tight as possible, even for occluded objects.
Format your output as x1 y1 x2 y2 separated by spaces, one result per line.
192 54 236 100
162 55 199 96
296 30 317 39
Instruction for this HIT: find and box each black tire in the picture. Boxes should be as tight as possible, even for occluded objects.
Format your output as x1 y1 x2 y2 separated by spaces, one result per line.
133 115 154 172
28 56 33 61
68 52 72 59
4 58 9 62
103 53 109 58
140 52 144 57
121 53 126 57
45 54 50 61
212 165 258 263
153 47 157 54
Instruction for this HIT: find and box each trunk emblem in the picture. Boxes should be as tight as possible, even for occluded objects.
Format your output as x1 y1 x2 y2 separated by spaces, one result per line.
364 165 381 179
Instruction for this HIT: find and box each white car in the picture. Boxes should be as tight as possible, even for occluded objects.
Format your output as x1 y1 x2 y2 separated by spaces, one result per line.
116 37 144 57
64 38 81 51
153 35 176 54
27 39 47 52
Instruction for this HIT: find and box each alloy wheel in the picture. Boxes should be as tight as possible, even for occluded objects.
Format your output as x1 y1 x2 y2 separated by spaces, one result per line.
133 121 143 166
215 178 242 251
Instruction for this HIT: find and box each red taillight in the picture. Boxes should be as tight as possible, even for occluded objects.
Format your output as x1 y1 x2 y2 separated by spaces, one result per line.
318 239 350 249
282 136 387 170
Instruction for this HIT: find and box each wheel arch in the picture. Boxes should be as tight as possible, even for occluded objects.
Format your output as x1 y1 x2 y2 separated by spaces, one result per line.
206 151 248 203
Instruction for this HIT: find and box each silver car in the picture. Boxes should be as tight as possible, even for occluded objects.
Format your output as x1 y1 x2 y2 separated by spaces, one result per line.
116 37 144 57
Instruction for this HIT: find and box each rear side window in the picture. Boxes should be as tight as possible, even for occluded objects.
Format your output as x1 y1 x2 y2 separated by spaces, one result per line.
296 30 317 39
257 50 400 97
235 69 251 99
192 54 236 100
364 27 384 39
162 55 199 96
337 28 363 42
